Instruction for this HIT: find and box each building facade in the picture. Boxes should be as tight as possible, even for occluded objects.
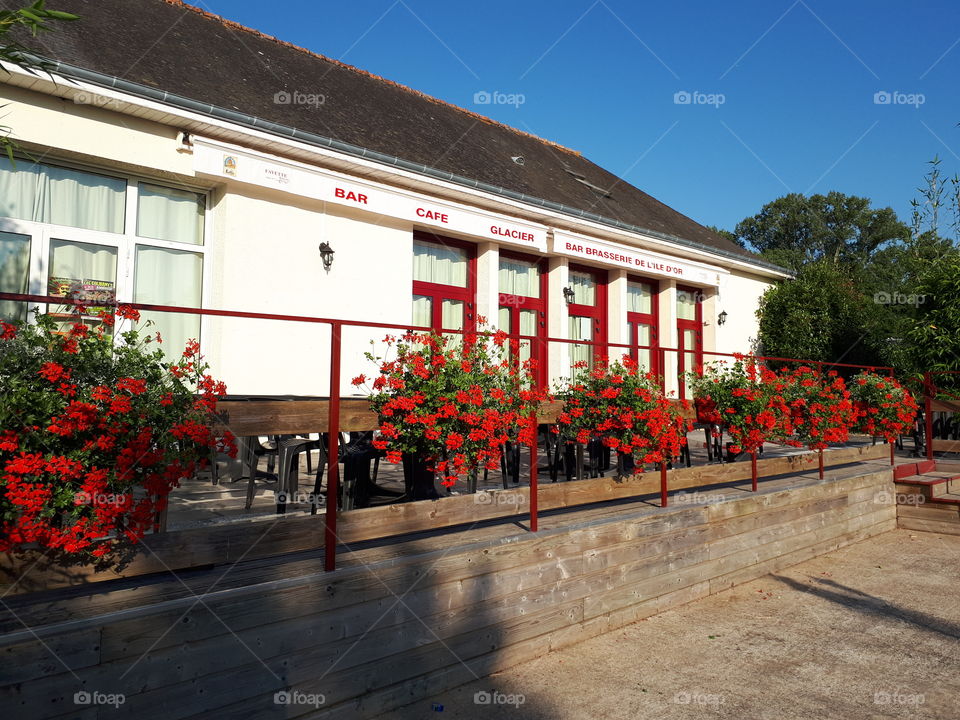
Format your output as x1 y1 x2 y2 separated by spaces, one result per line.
0 0 788 398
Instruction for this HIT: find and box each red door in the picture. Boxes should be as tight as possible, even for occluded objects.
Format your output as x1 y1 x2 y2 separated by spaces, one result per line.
676 285 704 399
567 264 607 375
626 277 659 380
498 251 548 387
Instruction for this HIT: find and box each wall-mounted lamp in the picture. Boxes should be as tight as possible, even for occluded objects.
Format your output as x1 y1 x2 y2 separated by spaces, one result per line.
717 310 728 326
318 242 335 271
562 286 576 305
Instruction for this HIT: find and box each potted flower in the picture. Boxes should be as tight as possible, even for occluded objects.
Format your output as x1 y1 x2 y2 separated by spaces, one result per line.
779 366 857 477
556 357 690 479
0 308 234 567
688 358 791 459
848 372 918 443
357 326 545 499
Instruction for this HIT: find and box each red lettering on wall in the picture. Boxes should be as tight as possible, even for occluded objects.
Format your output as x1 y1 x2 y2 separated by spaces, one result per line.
334 187 368 204
416 207 449 223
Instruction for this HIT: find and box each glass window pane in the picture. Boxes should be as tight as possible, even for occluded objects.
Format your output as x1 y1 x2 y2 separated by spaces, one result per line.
499 258 539 298
441 298 464 348
0 158 126 233
0 231 30 322
42 165 126 233
677 288 698 321
413 241 468 287
498 306 511 332
134 246 202 358
568 270 596 305
569 315 593 376
627 281 653 314
412 295 432 328
634 324 651 373
518 309 536 367
137 183 205 245
48 239 118 328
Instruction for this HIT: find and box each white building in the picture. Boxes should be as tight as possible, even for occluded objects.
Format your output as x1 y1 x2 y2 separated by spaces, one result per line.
0 0 788 398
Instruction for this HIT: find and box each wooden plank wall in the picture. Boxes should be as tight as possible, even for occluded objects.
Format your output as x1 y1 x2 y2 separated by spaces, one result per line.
0 468 895 720
0 443 890 594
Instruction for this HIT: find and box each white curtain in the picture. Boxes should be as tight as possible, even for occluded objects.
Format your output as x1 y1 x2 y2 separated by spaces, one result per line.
627 281 653 314
0 231 30 321
412 294 432 328
0 158 38 221
134 246 202 359
634 324 652 372
413 241 467 287
499 258 539 298
568 271 595 305
677 289 697 320
137 183 204 244
0 158 125 233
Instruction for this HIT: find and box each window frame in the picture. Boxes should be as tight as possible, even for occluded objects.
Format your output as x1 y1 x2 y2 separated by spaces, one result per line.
567 263 608 371
626 275 660 380
498 249 549 388
411 231 477 335
676 284 704 400
0 155 210 345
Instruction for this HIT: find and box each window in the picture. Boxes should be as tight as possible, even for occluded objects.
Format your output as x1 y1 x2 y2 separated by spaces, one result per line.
498 253 547 386
137 183 205 245
626 278 658 377
134 246 203 356
0 157 208 357
47 239 118 331
677 285 704 399
0 157 125 233
0 231 30 321
567 266 607 377
412 234 475 345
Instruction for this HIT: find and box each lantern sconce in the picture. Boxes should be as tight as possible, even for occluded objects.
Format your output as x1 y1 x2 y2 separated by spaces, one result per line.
562 286 576 305
717 310 728 326
318 242 335 271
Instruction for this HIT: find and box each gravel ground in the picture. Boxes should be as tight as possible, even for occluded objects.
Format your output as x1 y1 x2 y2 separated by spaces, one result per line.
378 529 960 720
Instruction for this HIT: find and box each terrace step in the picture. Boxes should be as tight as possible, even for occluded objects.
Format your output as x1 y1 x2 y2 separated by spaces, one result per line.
894 462 960 536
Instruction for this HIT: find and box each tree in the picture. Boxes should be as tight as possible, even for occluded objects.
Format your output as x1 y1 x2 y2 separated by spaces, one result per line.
755 262 902 371
0 1 78 159
733 192 909 272
904 253 960 384
706 225 743 249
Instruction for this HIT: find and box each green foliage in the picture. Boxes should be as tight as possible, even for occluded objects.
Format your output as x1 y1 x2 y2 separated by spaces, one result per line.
733 192 909 272
904 253 960 376
757 261 906 365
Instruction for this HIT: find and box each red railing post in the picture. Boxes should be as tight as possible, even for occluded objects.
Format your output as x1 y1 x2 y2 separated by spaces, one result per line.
324 322 342 572
529 414 538 532
818 448 824 479
925 372 934 462
660 462 668 507
751 451 758 492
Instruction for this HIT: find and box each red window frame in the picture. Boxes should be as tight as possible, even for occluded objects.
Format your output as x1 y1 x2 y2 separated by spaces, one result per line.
498 249 549 387
568 263 608 366
412 231 477 334
626 275 659 379
676 284 704 399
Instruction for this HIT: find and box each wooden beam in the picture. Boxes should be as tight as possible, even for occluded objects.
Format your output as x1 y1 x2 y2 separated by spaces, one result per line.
214 397 695 435
931 439 960 454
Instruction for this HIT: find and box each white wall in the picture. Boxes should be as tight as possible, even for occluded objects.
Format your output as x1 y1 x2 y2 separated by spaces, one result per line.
205 186 413 396
714 270 771 358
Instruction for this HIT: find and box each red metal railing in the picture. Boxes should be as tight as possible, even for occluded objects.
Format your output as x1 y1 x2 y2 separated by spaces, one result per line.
0 292 896 571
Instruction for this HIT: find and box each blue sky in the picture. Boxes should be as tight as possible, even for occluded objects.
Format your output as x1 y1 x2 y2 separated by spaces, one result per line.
203 0 960 234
